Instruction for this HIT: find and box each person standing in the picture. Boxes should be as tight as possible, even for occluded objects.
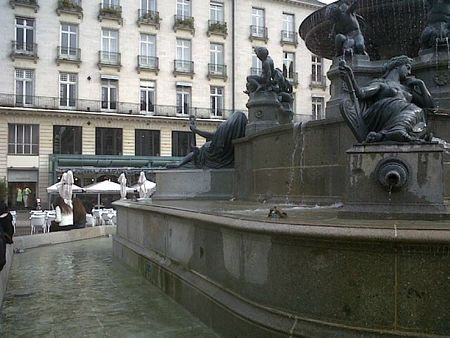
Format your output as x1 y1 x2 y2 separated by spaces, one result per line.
0 202 14 244
23 187 31 208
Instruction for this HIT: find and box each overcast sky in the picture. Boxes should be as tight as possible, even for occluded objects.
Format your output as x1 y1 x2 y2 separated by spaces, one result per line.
320 0 335 3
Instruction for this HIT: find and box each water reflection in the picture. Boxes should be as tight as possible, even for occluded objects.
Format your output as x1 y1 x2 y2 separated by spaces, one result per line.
0 237 218 338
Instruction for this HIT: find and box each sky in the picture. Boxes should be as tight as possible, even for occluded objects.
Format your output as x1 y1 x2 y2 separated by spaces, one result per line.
320 0 335 3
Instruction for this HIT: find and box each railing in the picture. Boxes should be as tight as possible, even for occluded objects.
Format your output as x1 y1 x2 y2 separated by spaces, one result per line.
250 67 262 76
173 14 195 32
207 20 227 36
310 75 327 89
250 25 268 41
11 41 38 58
0 93 235 119
174 60 194 74
137 55 159 70
98 51 121 66
99 3 122 18
57 46 81 62
57 0 82 11
281 30 298 45
137 9 160 25
285 72 299 86
10 0 38 8
208 63 227 78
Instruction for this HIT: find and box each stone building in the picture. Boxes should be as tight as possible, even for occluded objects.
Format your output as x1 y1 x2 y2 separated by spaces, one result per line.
0 0 329 208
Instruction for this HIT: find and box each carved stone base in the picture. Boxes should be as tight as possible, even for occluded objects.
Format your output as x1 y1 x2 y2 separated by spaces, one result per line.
245 91 282 136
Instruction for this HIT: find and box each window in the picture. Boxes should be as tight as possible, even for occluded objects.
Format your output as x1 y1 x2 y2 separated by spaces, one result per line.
140 81 155 113
141 0 156 11
282 13 295 41
8 124 39 155
60 23 78 58
177 0 191 18
15 17 34 52
210 43 224 73
176 86 191 115
312 97 325 120
210 2 224 22
95 127 122 155
312 55 323 83
140 33 156 68
135 129 160 156
210 87 224 117
103 0 119 6
53 125 82 154
251 50 262 75
60 73 77 108
172 131 193 156
283 52 295 80
251 8 265 37
101 29 119 64
176 39 192 72
101 79 118 110
15 69 33 106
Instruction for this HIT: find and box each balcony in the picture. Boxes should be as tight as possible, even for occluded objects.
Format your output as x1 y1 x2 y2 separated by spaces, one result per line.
56 46 81 66
310 75 327 90
286 72 299 87
173 60 194 78
56 0 82 18
208 64 227 80
173 15 195 35
98 3 122 25
250 67 262 76
280 30 298 47
250 25 268 43
137 55 159 74
207 20 227 38
10 41 38 62
98 51 121 70
137 9 160 28
9 0 39 12
0 92 234 120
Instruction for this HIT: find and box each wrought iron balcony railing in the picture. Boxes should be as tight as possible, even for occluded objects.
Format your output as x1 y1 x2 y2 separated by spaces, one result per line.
11 41 38 61
173 60 194 77
98 51 121 68
137 9 160 28
285 72 299 87
208 63 227 80
207 20 227 37
281 30 298 46
137 55 159 72
10 0 39 12
310 75 327 89
98 3 122 24
173 15 195 34
56 46 81 64
0 92 235 119
57 0 82 17
250 67 262 76
250 25 268 42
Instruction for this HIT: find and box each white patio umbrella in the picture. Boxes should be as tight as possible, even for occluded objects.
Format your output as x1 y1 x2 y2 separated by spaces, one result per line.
118 173 127 199
84 180 134 206
47 182 83 194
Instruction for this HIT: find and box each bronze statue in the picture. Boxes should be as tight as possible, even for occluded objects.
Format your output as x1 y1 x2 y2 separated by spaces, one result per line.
339 56 435 143
326 0 367 58
420 0 450 50
166 111 248 169
245 47 275 94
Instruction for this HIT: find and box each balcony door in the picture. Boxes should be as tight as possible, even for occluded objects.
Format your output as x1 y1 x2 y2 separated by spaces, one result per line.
176 86 191 115
141 0 156 11
101 29 118 64
176 39 191 72
60 23 78 57
101 79 117 111
251 8 265 37
15 18 34 53
140 34 156 68
210 43 224 74
177 0 191 18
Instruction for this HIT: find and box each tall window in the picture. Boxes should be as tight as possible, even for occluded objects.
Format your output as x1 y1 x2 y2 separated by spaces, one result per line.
101 29 119 64
210 43 224 73
95 127 122 155
101 79 118 110
53 126 82 154
172 131 193 156
251 8 265 37
252 50 262 75
282 13 295 41
15 17 34 52
60 23 78 57
312 55 323 83
15 69 33 106
312 97 325 120
102 0 119 7
177 0 191 18
8 124 39 155
140 33 156 68
135 129 160 156
60 73 77 108
141 0 156 11
176 39 191 72
210 87 224 117
176 86 191 115
210 2 224 22
283 52 295 80
140 81 155 114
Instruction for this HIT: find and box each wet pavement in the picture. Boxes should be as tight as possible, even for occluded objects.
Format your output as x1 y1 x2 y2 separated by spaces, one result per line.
0 237 218 338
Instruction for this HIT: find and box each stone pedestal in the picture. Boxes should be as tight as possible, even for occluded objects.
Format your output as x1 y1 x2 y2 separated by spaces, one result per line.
339 143 449 219
245 91 281 136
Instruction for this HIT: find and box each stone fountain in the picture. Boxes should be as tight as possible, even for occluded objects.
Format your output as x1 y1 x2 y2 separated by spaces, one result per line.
113 1 450 336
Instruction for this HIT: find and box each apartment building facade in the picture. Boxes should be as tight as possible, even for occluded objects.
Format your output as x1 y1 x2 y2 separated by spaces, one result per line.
0 0 329 208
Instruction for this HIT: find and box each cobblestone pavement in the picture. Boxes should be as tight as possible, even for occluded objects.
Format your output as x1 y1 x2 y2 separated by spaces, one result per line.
0 237 218 338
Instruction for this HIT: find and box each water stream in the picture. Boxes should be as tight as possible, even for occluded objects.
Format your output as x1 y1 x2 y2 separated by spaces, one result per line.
0 237 218 338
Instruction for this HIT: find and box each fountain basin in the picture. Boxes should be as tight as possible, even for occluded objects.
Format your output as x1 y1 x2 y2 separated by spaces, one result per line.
113 199 450 337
